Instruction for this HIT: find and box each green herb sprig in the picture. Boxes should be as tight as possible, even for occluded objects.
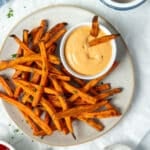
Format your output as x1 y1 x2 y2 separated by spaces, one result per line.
7 8 14 18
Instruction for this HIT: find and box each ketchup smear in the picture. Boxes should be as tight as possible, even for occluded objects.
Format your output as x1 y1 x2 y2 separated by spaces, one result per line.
0 144 9 150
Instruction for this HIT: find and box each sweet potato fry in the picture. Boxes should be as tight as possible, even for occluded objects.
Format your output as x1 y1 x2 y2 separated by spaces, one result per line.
12 70 22 79
48 54 60 65
23 112 40 133
62 81 97 104
42 22 67 42
73 98 88 105
49 73 71 81
81 109 121 118
51 78 73 133
33 107 42 117
55 100 108 119
33 130 46 136
32 41 49 107
14 86 22 98
45 28 67 48
90 15 99 37
40 98 62 131
44 112 51 125
48 98 62 108
0 54 41 71
40 41 49 77
105 102 121 116
14 79 57 95
23 29 29 45
13 29 28 58
13 65 41 74
31 73 41 83
30 26 41 40
89 88 98 96
95 88 122 101
13 29 30 99
95 83 111 92
78 117 104 131
33 20 48 45
89 34 120 47
0 92 52 134
30 20 48 47
0 76 13 97
10 34 34 55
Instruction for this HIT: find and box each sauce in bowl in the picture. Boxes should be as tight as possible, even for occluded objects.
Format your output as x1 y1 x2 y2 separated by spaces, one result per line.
64 26 112 76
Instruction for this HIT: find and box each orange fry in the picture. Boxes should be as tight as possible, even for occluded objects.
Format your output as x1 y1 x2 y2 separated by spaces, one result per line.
62 81 97 104
23 112 40 133
95 88 122 101
33 20 48 45
49 73 71 81
89 34 120 47
14 86 22 98
81 109 121 118
10 34 34 55
42 22 67 42
40 98 62 131
78 117 104 131
45 28 67 48
0 76 13 97
14 79 57 95
95 83 111 92
23 29 29 45
90 15 99 37
0 92 52 134
0 54 41 71
32 42 48 107
51 78 73 133
55 100 108 119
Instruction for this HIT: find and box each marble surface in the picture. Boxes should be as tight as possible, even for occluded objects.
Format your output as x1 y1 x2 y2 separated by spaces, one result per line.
0 0 150 150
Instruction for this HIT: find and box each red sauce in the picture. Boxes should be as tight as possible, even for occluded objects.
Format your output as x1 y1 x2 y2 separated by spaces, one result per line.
0 144 10 150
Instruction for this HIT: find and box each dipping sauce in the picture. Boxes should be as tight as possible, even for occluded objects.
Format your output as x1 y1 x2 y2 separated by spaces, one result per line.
0 144 9 150
65 26 112 76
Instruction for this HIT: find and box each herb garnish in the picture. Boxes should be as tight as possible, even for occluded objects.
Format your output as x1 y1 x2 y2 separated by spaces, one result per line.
14 129 19 133
11 53 17 58
7 8 14 18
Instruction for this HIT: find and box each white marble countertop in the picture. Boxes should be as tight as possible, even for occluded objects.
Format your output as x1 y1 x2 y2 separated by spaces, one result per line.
0 0 150 150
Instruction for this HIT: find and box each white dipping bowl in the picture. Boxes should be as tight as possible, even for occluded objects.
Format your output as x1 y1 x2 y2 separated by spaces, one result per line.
100 0 146 10
60 23 117 80
0 140 15 150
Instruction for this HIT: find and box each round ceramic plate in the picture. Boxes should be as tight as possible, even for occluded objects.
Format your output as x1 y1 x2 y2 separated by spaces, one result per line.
0 5 135 146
